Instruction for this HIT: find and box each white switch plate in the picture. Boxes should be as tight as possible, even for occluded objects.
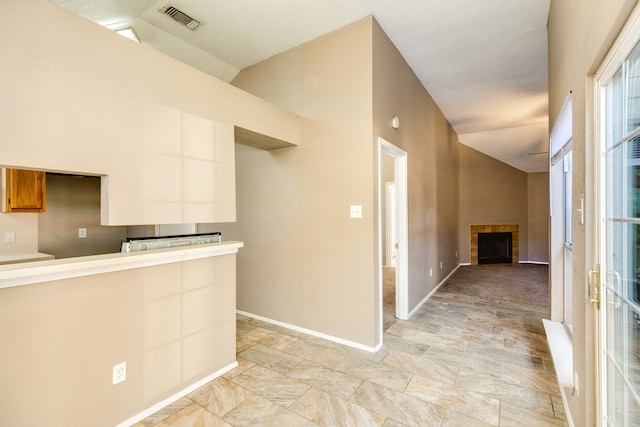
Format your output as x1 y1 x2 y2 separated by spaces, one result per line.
113 361 126 385
5 231 15 243
350 205 362 218
78 228 87 238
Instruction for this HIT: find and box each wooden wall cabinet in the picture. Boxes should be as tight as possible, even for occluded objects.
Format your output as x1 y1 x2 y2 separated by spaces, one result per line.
2 168 46 212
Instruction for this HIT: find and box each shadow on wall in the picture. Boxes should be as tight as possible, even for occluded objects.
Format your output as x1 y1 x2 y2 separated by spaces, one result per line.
38 173 126 258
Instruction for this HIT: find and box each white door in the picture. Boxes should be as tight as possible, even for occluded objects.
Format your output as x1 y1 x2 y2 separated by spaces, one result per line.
596 11 640 424
385 182 397 267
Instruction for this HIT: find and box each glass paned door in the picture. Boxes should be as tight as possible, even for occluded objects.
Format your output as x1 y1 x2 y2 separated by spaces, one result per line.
600 39 640 426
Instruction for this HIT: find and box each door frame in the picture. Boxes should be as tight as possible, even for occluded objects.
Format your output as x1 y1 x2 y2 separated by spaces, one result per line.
378 137 409 329
593 4 640 424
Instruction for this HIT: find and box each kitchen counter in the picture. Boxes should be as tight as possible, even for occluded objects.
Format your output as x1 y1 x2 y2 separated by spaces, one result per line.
0 252 55 266
0 241 243 289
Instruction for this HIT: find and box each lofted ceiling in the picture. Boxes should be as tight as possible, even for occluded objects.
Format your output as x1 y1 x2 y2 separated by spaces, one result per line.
51 0 550 173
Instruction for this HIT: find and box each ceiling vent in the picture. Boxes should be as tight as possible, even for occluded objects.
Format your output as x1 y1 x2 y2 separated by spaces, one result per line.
162 5 200 30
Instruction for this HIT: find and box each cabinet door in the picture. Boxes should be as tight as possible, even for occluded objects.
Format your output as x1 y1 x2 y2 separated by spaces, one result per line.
4 169 46 212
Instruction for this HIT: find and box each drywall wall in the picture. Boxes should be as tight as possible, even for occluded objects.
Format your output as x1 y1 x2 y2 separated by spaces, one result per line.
548 0 637 425
0 253 237 427
214 18 377 347
0 0 299 227
458 144 529 264
39 174 127 258
372 19 460 311
210 17 461 347
527 172 549 263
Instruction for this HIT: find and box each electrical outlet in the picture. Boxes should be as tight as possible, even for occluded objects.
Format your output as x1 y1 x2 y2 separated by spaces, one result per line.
350 205 362 218
78 228 87 238
112 362 126 385
440 261 443 269
429 268 433 277
5 231 15 243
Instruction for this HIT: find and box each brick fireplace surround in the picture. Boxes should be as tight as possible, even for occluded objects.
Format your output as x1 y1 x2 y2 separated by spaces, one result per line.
470 224 519 265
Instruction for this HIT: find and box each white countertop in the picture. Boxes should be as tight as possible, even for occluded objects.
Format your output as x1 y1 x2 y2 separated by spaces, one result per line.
0 252 55 265
0 241 243 290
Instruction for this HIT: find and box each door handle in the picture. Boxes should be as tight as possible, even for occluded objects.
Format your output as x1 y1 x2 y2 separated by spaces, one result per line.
589 264 601 309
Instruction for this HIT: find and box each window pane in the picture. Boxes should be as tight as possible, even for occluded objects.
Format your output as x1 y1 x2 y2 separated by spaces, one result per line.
627 40 640 134
607 67 623 149
629 135 640 218
608 145 623 219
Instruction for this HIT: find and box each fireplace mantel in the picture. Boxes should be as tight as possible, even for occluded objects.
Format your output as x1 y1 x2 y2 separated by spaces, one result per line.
470 224 519 265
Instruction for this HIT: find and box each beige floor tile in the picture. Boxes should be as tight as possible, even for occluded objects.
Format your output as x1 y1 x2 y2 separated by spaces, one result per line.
382 334 431 357
350 381 446 426
290 387 385 426
336 355 412 391
242 327 298 350
221 357 255 380
188 377 253 417
223 395 315 427
282 338 347 368
405 374 500 425
153 402 230 427
285 359 363 400
389 324 469 352
441 410 497 427
382 350 458 385
465 342 545 371
231 365 310 407
424 346 502 378
502 361 561 394
500 401 568 426
139 397 192 427
237 343 303 374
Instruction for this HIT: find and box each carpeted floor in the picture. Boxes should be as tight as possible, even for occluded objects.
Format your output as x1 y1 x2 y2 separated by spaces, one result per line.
438 264 549 308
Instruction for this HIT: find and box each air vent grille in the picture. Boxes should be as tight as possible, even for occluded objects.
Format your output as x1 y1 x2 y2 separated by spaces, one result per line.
163 5 200 30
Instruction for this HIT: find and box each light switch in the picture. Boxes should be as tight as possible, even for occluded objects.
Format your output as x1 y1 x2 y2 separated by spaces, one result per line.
350 205 362 218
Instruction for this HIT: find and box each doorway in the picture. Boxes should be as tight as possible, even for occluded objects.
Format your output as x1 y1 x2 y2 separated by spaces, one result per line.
378 137 408 343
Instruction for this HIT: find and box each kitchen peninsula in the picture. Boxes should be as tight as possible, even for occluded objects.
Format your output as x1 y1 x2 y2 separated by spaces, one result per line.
0 240 243 426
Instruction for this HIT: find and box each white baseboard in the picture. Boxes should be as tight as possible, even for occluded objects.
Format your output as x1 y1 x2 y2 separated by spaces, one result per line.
237 310 382 353
407 263 462 318
115 361 238 427
521 260 550 265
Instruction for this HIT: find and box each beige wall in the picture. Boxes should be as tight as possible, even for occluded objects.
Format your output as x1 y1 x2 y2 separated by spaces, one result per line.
215 19 377 346
372 20 460 310
39 174 127 258
458 144 529 264
212 18 461 347
527 172 549 263
0 0 301 230
0 254 237 426
548 0 638 425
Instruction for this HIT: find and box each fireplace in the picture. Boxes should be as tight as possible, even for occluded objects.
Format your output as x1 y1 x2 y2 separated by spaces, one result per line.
470 224 519 265
478 232 512 264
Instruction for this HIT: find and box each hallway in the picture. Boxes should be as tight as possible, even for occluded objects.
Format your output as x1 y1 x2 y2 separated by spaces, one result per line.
134 264 566 426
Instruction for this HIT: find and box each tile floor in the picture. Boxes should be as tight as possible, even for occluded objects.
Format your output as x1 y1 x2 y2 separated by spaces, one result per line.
133 266 566 426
